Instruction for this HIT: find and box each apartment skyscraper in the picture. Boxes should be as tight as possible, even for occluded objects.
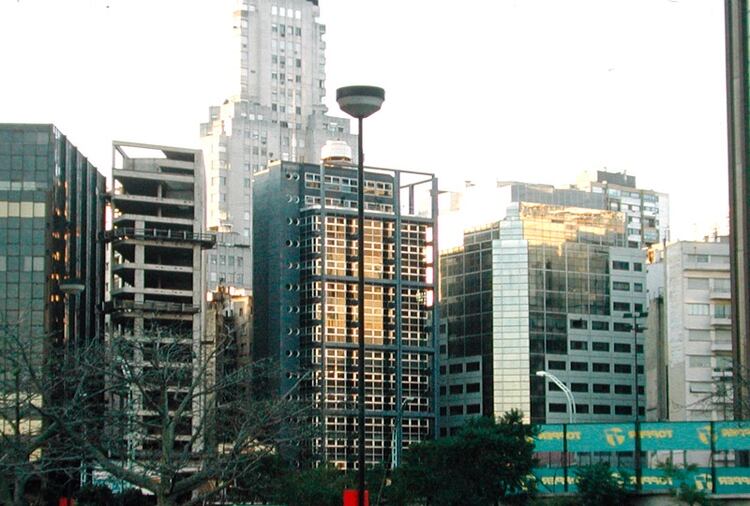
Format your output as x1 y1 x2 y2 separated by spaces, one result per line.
645 238 733 423
201 0 357 291
253 153 438 469
439 203 647 433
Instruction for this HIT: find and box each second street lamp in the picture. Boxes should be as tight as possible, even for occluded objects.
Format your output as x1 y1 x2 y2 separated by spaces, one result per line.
336 85 385 506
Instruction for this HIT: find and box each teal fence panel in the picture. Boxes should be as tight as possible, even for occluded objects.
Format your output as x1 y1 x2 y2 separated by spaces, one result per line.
639 421 712 451
715 421 750 451
567 423 635 452
533 424 564 452
715 467 750 494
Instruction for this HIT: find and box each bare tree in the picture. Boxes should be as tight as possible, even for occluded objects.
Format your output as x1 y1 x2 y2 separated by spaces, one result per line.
40 324 309 506
0 324 81 506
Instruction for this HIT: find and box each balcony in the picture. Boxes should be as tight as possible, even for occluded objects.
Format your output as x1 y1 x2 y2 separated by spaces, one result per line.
104 227 216 248
711 316 732 327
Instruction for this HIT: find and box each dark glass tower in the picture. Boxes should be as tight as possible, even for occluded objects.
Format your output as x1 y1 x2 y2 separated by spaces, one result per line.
0 123 105 357
253 158 438 469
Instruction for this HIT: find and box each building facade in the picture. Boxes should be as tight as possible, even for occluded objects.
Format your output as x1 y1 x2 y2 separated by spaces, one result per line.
0 124 105 475
0 123 105 361
439 203 648 434
253 157 438 469
201 0 357 291
575 170 670 248
440 175 668 250
106 141 215 455
645 239 733 422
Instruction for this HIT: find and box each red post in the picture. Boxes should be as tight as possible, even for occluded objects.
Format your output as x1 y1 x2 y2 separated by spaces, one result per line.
343 488 369 506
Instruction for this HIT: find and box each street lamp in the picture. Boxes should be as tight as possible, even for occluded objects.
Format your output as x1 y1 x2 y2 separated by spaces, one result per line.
392 396 416 469
623 311 647 491
336 85 385 506
536 370 576 423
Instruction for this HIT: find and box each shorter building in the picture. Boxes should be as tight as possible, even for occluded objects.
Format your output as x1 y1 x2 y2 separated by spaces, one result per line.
575 169 669 248
645 238 733 423
439 202 648 435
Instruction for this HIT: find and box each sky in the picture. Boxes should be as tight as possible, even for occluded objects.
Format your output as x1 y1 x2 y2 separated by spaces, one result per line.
0 0 729 241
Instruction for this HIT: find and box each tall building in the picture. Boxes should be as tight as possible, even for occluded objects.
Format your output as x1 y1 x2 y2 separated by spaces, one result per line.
439 202 647 433
0 124 105 474
201 0 357 291
726 0 750 421
253 151 438 469
0 124 105 347
440 175 668 250
106 141 215 454
645 238 733 422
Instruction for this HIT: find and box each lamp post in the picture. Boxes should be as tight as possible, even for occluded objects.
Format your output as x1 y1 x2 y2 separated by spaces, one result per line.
336 85 385 506
536 370 575 492
536 370 575 423
623 311 647 491
392 396 416 469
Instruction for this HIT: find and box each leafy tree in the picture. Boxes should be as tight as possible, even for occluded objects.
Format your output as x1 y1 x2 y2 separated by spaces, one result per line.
575 463 632 506
275 465 352 506
393 410 536 506
658 460 714 506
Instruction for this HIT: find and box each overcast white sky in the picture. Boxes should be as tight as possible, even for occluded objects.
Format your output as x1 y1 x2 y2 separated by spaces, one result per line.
0 0 729 241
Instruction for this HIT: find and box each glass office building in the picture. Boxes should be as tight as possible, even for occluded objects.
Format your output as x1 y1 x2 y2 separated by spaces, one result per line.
253 157 438 469
439 203 648 433
0 123 105 434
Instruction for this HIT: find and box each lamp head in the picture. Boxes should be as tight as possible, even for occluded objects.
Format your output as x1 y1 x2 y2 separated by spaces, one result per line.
59 278 85 295
336 85 385 119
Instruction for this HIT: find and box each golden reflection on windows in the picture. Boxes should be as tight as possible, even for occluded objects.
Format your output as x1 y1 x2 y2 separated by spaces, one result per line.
519 203 625 247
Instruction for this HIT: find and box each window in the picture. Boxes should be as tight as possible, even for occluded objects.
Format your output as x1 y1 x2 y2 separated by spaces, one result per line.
614 322 631 332
576 404 590 414
714 303 731 319
592 321 609 331
615 385 632 394
613 281 630 291
466 383 480 393
687 278 709 290
593 405 611 414
687 303 709 316
449 405 463 416
614 364 632 374
613 302 630 312
633 283 643 292
612 260 630 270
439 386 446 395
593 384 610 393
449 364 463 374
633 262 643 272
466 362 480 372
711 255 730 264
615 405 633 415
466 404 481 414
570 319 587 329
714 278 731 292
570 340 588 351
593 363 610 372
449 385 463 395
570 362 588 371
549 403 567 413
592 342 609 352
613 343 631 353
687 254 709 263
571 383 588 392
548 360 566 370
